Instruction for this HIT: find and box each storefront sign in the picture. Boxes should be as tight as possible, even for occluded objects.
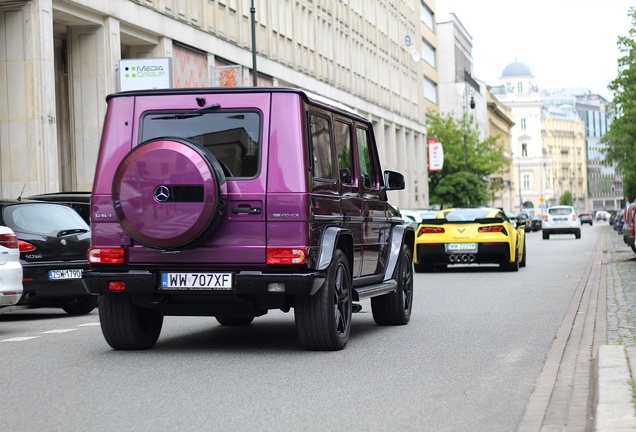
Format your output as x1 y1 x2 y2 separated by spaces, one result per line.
119 58 173 91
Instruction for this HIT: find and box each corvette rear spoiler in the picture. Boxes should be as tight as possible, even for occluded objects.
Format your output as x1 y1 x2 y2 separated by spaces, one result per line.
419 217 505 225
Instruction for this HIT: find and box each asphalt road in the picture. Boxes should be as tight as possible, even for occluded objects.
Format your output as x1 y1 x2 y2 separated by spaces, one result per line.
0 225 602 432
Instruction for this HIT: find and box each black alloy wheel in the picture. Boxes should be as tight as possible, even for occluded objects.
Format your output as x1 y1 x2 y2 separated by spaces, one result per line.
371 243 413 325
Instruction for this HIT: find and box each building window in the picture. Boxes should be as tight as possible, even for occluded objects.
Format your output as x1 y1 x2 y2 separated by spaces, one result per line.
420 2 434 30
521 143 528 157
520 118 526 130
523 174 531 189
517 82 523 93
421 38 436 67
423 76 437 103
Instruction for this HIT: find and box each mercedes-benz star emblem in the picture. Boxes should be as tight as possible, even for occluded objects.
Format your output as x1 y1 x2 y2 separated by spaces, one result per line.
154 185 170 202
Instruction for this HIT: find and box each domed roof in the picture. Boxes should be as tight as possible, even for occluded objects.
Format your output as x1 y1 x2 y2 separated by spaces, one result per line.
501 61 532 77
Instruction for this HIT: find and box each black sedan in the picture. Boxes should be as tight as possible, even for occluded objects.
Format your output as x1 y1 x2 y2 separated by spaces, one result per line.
579 213 594 225
1 200 96 314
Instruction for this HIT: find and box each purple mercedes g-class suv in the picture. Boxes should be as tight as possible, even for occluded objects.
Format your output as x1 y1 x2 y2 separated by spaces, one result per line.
83 87 414 351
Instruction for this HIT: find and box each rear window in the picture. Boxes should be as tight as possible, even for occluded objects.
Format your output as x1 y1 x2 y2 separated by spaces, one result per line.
140 110 261 178
3 203 88 236
445 209 492 222
549 207 573 216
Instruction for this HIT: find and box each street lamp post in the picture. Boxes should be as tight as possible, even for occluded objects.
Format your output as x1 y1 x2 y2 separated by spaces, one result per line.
463 88 475 172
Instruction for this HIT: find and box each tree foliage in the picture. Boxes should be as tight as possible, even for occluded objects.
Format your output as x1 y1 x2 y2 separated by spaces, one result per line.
603 7 636 201
426 110 508 208
560 190 573 206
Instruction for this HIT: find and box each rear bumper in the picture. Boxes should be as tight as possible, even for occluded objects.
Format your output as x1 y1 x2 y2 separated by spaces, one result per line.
20 261 91 302
83 269 325 297
416 242 512 265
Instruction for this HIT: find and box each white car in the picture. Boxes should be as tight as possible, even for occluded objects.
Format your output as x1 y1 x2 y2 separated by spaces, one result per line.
542 205 582 240
399 208 439 230
0 226 23 306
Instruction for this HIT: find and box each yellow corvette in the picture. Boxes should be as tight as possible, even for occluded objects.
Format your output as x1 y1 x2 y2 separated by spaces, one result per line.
413 207 526 272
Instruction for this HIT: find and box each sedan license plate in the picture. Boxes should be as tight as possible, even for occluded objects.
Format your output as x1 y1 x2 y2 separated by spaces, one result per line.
161 273 232 290
446 243 478 253
49 269 83 280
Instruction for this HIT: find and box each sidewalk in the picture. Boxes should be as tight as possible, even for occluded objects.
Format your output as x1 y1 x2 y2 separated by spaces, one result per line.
595 227 636 430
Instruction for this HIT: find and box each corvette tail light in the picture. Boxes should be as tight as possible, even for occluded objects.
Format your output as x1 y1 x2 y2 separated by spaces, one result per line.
478 226 507 234
88 247 126 264
267 247 307 264
18 240 35 252
0 233 19 249
420 227 445 234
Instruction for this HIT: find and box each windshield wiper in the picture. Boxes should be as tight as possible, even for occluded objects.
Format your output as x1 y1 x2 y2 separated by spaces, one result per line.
57 228 89 237
152 104 221 120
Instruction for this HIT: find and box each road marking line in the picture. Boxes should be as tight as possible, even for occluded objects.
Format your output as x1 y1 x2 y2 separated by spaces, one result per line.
77 323 100 327
42 329 78 334
1 336 41 342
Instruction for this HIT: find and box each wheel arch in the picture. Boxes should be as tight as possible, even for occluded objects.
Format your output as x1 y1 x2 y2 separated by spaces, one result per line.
384 224 414 281
316 226 354 272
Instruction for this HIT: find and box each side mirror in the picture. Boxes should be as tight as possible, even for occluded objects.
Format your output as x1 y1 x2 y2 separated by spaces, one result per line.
384 170 405 190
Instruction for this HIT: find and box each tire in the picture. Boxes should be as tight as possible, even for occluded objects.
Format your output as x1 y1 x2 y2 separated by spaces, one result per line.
216 316 254 326
61 296 98 315
414 259 432 273
575 229 581 239
543 231 550 240
520 242 527 268
98 294 163 350
501 249 519 272
112 137 227 250
294 249 352 351
371 243 413 325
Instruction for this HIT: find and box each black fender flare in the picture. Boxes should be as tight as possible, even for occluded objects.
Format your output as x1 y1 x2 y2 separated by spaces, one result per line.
384 224 415 281
316 226 354 271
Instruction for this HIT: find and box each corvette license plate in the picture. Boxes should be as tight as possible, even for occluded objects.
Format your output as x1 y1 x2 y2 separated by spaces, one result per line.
445 243 478 253
161 273 233 290
49 269 83 280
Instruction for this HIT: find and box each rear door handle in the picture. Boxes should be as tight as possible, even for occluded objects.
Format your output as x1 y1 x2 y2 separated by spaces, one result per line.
232 206 261 214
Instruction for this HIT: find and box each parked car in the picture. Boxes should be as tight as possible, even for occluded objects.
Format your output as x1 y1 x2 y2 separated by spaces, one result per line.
83 87 415 351
414 207 526 272
530 216 543 231
615 213 625 234
0 200 95 314
622 203 636 253
26 192 91 224
542 205 582 240
0 226 23 307
579 213 594 225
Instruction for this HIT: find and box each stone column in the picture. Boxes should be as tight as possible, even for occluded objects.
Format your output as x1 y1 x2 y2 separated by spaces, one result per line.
0 0 59 197
67 16 119 191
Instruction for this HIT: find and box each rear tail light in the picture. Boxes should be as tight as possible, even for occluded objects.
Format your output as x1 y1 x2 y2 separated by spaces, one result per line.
572 214 577 220
420 226 445 234
88 247 126 264
478 226 507 234
0 233 19 249
544 215 548 221
18 240 35 252
266 247 307 265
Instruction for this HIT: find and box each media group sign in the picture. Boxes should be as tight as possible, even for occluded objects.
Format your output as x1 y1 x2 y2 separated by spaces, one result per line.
119 58 173 91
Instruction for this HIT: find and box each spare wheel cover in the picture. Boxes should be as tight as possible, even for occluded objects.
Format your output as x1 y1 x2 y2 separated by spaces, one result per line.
112 138 226 249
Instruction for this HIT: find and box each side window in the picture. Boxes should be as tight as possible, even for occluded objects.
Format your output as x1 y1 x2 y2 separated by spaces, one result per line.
356 127 376 189
334 121 354 185
309 114 333 180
